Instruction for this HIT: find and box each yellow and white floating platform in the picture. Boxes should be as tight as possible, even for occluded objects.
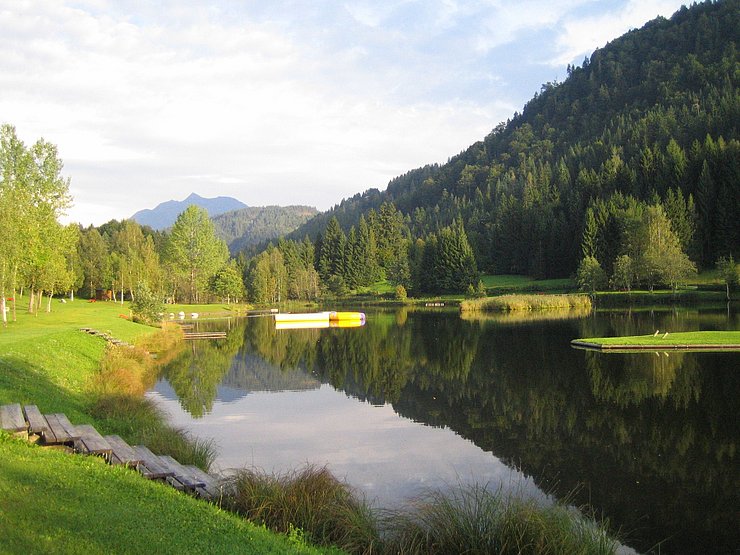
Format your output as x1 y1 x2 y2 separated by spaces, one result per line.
274 311 366 330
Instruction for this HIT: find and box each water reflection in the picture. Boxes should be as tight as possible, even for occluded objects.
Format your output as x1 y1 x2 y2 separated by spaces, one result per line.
149 307 740 555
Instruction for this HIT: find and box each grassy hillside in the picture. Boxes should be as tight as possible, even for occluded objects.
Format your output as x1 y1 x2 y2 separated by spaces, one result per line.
0 433 329 555
0 300 338 554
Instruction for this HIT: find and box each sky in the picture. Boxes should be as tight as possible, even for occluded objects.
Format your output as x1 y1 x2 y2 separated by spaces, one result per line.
1 0 688 226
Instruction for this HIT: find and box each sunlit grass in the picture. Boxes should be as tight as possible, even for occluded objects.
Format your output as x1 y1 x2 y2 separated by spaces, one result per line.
0 433 328 554
577 331 740 346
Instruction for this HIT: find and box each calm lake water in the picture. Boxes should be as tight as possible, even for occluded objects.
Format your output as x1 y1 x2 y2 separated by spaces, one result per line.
146 306 740 554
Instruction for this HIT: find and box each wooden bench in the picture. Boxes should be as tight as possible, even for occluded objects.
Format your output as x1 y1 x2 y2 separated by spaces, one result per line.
0 404 28 438
105 435 142 467
74 424 112 460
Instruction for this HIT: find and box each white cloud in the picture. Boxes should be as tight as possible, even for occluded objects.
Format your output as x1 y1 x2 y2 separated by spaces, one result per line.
550 0 687 66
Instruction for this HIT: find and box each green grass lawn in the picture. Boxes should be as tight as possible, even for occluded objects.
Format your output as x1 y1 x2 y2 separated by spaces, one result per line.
0 433 330 555
0 298 152 420
480 275 575 292
576 330 740 346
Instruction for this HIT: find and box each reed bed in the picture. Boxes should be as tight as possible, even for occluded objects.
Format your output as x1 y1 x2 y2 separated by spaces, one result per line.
225 464 380 554
460 294 592 313
224 466 620 555
382 484 617 555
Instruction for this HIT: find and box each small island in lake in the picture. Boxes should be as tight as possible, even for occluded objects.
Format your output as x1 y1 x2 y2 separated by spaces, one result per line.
572 331 740 352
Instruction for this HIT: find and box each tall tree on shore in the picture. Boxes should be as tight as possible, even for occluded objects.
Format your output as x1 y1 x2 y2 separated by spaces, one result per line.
164 205 228 303
0 125 73 322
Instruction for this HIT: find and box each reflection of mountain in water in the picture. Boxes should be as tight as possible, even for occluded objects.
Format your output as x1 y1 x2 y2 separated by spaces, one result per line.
221 352 320 393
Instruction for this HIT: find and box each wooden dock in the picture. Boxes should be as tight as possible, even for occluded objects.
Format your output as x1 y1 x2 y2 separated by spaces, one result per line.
183 331 227 340
1 403 225 501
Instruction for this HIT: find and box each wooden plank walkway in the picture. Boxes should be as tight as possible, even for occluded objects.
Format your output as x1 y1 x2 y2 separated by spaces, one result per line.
79 328 131 347
74 424 112 461
1 403 224 501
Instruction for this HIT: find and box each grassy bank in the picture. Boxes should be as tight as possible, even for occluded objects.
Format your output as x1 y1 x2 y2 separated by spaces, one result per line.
593 289 727 306
0 298 337 554
0 433 329 555
460 294 592 312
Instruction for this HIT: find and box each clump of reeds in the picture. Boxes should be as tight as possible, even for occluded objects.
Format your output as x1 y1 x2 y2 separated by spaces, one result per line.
460 294 592 313
91 344 155 397
381 484 617 555
225 464 380 554
89 394 216 471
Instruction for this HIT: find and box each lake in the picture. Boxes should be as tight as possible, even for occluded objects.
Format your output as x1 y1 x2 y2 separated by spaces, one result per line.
146 305 739 554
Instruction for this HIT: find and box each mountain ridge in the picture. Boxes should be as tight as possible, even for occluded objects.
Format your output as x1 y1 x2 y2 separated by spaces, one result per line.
131 192 247 230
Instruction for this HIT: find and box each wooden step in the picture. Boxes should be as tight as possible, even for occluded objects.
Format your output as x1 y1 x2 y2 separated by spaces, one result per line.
74 424 112 460
133 446 174 480
43 413 81 445
185 465 224 499
0 404 27 438
158 455 206 491
23 405 49 436
104 435 142 467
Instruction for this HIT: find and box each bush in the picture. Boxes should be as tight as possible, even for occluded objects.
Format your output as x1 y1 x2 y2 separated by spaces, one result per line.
130 282 164 325
395 284 407 301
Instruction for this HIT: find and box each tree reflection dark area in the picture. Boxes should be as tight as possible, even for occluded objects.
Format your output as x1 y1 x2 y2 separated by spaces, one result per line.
159 308 739 554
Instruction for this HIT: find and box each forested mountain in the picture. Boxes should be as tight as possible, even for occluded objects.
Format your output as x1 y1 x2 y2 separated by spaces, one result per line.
290 0 739 280
132 192 247 230
212 205 319 254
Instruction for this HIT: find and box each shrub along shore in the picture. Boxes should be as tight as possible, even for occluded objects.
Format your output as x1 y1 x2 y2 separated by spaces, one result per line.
460 294 592 312
0 298 623 554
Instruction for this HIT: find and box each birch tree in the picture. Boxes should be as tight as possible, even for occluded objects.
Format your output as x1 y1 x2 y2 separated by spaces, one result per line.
164 205 228 303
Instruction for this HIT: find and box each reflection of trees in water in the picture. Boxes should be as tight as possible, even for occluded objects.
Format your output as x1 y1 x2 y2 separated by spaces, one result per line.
160 320 246 418
586 350 702 408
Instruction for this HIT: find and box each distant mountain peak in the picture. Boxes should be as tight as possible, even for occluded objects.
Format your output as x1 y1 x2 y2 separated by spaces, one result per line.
131 193 247 230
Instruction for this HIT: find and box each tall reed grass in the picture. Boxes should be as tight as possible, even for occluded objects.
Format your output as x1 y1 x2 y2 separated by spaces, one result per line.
225 465 380 554
382 484 618 555
224 466 620 555
460 294 592 312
